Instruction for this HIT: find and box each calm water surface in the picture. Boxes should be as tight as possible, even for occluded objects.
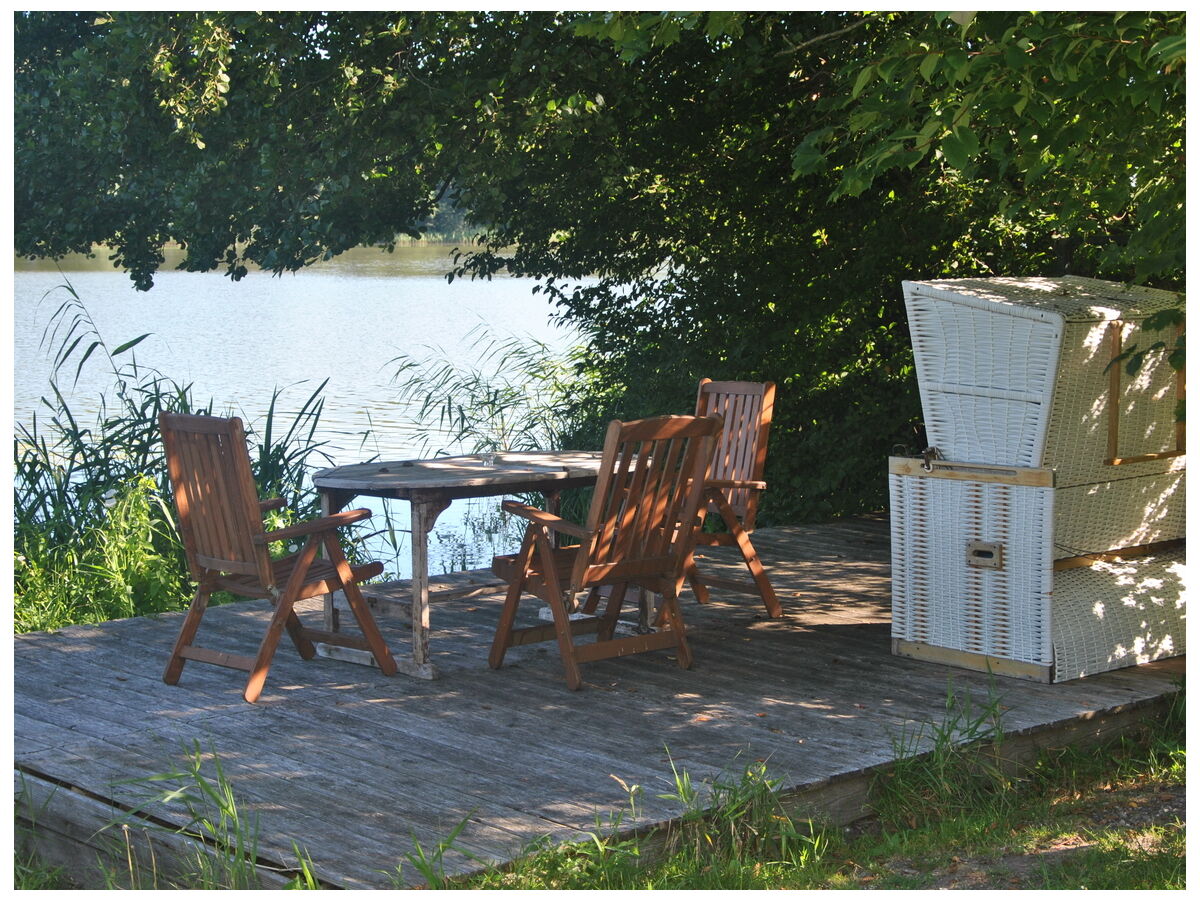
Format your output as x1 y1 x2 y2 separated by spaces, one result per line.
13 245 584 577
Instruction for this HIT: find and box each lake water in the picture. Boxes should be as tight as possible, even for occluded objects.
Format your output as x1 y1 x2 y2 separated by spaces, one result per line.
12 245 583 577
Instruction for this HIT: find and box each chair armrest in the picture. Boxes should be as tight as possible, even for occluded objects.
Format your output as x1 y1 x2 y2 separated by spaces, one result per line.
259 498 286 514
707 478 767 492
500 500 590 540
256 508 373 544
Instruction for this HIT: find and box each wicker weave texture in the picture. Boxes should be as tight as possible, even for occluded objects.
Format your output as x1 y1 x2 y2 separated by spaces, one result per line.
1053 471 1186 559
906 275 1182 321
1051 549 1186 681
904 288 1061 466
902 276 1184 475
1043 317 1181 487
889 472 1055 665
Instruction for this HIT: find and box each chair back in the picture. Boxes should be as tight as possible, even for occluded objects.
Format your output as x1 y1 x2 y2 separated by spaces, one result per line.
160 413 273 586
573 414 722 591
695 379 775 527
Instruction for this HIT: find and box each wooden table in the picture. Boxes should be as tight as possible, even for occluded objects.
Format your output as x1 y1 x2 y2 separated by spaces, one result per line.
312 451 604 679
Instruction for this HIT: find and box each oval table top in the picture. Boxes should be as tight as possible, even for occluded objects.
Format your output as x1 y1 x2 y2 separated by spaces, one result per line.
312 450 605 498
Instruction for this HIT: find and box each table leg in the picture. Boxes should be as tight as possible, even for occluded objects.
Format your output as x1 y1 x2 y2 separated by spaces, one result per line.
318 488 355 632
321 490 339 632
403 496 450 680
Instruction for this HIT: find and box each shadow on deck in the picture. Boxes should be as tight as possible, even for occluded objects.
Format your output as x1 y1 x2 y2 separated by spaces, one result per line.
13 516 1183 888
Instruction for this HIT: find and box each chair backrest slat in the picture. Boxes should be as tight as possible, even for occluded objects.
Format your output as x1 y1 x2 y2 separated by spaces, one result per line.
574 414 721 590
695 379 775 525
160 413 272 586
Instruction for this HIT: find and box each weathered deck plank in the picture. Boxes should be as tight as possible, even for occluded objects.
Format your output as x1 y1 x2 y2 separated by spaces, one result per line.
13 517 1184 888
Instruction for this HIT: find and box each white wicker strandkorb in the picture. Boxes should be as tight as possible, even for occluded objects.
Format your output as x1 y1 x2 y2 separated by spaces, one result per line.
891 276 1185 682
902 275 1185 558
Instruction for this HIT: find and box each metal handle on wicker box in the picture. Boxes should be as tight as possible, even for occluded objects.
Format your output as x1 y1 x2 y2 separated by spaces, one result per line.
967 540 1004 570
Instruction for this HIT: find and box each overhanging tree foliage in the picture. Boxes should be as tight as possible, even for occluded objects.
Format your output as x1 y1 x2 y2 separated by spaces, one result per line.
15 11 1185 520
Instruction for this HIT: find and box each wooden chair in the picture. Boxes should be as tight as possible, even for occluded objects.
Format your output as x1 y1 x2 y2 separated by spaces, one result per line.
685 379 782 618
489 414 722 690
159 413 397 702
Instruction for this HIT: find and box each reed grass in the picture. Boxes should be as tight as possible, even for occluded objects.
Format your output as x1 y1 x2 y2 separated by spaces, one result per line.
390 324 596 530
389 323 586 456
13 282 342 632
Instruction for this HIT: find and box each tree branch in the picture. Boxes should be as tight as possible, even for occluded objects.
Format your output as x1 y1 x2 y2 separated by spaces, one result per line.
777 14 874 56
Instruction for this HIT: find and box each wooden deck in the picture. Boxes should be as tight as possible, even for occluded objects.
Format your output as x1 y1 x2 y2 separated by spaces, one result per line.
14 516 1183 888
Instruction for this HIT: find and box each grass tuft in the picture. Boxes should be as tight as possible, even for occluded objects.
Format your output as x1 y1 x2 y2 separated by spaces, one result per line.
871 676 1014 829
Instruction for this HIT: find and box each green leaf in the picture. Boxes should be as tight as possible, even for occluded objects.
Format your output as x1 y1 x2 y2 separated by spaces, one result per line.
1149 35 1185 65
949 11 976 31
918 53 940 82
790 142 826 175
112 333 152 355
851 66 876 100
939 127 978 169
1004 43 1029 69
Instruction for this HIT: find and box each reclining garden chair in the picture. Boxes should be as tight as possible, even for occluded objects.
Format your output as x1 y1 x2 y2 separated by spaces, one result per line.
489 414 722 690
159 412 397 702
685 378 782 618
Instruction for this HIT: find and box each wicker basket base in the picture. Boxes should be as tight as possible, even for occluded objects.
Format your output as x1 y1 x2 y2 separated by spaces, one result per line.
1051 549 1186 681
889 458 1186 683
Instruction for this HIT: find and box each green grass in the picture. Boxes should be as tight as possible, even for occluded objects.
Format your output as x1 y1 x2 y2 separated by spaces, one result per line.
14 847 67 889
462 683 1185 891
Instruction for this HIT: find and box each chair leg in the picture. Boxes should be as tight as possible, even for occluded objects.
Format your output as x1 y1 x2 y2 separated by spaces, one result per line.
282 606 318 660
731 527 781 618
597 582 629 641
244 537 321 702
323 533 397 676
657 584 693 670
684 549 712 604
244 591 299 703
490 526 537 669
534 529 583 690
163 575 215 685
580 585 606 615
712 494 781 618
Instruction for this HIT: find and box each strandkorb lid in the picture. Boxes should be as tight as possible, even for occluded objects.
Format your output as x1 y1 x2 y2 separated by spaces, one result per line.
902 275 1183 323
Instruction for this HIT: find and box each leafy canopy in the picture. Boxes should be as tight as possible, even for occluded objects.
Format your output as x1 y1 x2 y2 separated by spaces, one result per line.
14 11 1185 519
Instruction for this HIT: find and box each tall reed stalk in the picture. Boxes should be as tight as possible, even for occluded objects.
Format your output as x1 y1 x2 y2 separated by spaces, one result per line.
389 324 589 455
13 281 335 632
389 324 596 531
